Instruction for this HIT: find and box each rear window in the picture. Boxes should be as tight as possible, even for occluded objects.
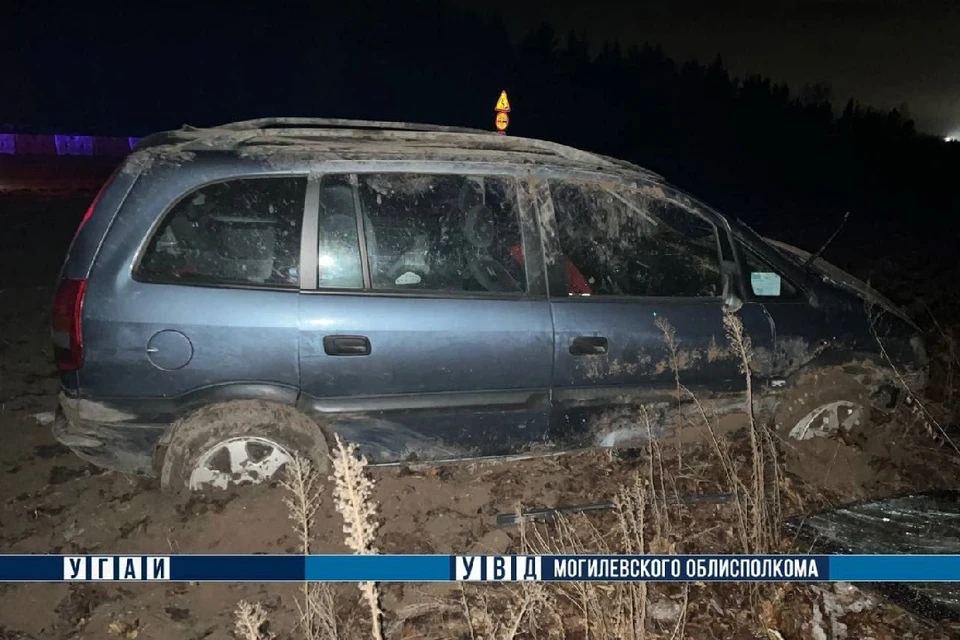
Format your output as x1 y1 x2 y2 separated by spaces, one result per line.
136 177 306 288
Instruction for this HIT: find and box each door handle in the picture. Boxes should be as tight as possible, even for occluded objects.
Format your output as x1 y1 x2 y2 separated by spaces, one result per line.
570 336 608 356
323 335 371 356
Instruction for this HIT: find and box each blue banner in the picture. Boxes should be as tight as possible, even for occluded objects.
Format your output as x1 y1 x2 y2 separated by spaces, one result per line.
454 554 828 582
1 554 959 582
831 555 960 582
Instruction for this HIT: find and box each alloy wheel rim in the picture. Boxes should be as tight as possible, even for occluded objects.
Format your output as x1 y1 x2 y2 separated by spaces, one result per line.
188 436 293 490
789 400 864 440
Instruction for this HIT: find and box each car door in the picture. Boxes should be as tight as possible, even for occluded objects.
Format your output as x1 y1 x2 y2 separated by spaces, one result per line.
534 177 773 448
732 236 842 377
296 170 554 463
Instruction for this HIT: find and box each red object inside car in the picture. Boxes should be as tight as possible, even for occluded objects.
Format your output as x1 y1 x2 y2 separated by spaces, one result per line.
509 246 592 295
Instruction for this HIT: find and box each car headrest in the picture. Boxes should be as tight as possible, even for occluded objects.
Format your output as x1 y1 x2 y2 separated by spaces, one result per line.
464 204 495 249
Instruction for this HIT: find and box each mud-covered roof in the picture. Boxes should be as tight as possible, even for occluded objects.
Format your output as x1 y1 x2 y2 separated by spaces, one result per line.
132 117 663 182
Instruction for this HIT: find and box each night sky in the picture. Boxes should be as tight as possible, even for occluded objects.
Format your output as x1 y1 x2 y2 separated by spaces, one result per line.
3 0 958 136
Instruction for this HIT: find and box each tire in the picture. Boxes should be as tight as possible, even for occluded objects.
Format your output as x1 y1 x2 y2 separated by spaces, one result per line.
159 400 330 491
773 370 871 441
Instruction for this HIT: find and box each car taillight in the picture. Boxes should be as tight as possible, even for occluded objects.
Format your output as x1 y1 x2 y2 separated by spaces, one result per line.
52 279 87 371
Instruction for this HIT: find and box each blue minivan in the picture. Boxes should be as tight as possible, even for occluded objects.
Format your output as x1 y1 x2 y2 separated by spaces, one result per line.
51 118 928 490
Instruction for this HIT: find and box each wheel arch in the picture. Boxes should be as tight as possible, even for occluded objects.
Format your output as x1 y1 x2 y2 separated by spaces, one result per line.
772 349 902 439
783 349 898 403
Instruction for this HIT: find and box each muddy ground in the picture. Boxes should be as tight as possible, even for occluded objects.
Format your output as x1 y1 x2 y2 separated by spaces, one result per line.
3 190 960 639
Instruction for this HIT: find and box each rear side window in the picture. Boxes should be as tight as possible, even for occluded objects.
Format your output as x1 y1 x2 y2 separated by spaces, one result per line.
137 177 306 288
314 173 527 295
551 180 721 297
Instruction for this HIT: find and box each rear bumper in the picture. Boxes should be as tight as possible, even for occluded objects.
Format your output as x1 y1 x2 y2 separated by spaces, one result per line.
52 405 165 476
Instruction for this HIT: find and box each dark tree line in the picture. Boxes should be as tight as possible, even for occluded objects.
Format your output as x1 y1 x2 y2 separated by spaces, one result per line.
5 0 960 243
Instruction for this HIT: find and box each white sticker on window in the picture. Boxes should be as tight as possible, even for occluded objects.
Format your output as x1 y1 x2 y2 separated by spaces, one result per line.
395 271 422 285
751 272 782 296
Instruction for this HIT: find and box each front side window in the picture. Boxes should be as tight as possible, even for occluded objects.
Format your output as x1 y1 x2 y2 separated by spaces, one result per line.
137 177 306 288
353 173 527 294
552 180 722 297
740 245 798 298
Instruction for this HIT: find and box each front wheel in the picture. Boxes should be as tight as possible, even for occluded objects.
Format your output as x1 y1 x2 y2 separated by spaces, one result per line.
773 372 870 441
159 400 330 491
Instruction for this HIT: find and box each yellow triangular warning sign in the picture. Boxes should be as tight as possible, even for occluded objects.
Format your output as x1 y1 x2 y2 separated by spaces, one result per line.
495 90 511 112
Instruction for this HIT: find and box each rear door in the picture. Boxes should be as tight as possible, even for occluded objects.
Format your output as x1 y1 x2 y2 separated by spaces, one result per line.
535 178 773 447
296 170 554 463
81 174 306 419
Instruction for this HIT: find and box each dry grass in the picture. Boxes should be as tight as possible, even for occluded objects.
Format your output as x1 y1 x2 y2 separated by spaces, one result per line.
280 455 340 640
507 456 690 639
232 436 387 640
721 310 782 554
234 600 274 640
655 315 685 470
233 454 339 640
922 302 959 414
657 312 782 556
459 578 560 640
476 397 697 639
330 434 385 640
867 302 960 454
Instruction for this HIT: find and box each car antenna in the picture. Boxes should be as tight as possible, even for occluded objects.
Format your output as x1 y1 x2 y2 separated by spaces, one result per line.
803 211 850 269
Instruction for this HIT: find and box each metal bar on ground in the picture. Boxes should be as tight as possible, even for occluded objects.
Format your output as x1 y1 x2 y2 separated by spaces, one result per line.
495 493 735 528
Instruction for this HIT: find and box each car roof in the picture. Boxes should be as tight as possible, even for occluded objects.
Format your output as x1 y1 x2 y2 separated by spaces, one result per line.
131 117 664 183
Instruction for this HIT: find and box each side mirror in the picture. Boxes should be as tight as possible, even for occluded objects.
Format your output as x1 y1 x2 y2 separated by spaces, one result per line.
721 263 743 312
723 290 743 313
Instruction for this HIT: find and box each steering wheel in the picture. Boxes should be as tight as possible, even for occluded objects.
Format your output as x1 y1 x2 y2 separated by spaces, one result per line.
469 254 520 293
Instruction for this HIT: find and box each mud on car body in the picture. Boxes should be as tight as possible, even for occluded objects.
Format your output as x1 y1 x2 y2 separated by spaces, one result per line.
51 118 928 490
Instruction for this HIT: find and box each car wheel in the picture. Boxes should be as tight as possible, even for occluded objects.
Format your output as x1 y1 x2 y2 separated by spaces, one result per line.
773 372 870 441
160 400 330 491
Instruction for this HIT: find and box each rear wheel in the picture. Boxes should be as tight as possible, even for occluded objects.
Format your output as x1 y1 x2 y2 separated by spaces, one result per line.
159 400 330 491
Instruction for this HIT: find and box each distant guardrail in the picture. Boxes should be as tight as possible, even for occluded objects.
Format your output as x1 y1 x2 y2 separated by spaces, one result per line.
0 134 141 157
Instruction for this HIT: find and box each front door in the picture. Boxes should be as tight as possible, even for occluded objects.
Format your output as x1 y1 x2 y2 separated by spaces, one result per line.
535 178 772 447
296 170 554 463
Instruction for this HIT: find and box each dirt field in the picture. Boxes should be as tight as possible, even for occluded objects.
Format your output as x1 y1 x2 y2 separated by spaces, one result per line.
3 191 960 639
